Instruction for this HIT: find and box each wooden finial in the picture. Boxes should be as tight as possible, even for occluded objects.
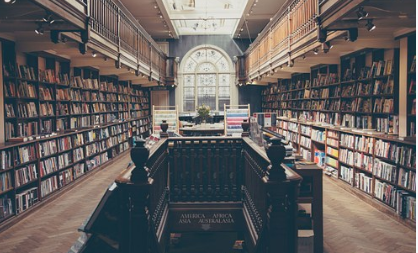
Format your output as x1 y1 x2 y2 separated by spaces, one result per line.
265 137 287 181
130 139 150 183
160 120 169 138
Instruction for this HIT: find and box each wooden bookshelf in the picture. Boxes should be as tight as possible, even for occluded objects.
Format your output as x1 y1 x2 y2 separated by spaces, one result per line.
262 48 415 224
261 83 279 113
270 118 416 224
0 41 152 224
407 34 416 137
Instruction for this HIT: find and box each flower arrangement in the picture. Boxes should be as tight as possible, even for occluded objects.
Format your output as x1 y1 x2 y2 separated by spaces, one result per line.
197 104 210 121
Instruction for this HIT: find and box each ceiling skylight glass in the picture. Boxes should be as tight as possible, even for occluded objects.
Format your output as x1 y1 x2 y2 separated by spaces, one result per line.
162 0 248 36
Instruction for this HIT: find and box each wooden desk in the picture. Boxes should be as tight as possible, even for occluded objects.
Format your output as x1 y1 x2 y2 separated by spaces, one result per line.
292 162 323 253
180 124 225 136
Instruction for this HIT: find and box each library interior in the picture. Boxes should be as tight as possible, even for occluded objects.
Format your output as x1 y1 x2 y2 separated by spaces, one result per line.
0 0 416 253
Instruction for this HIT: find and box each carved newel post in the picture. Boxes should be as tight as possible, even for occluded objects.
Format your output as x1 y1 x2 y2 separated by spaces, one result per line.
241 119 250 137
265 137 287 181
264 136 299 253
130 139 150 183
160 120 169 138
119 138 151 253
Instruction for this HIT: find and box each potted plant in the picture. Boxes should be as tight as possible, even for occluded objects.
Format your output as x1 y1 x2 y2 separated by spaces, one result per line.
197 104 210 124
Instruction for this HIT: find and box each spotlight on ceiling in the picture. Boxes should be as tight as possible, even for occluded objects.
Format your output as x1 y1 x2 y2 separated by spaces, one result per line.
35 24 44 35
366 19 376 31
356 7 369 20
322 41 333 53
313 48 319 55
4 0 17 3
43 14 55 25
92 51 97 57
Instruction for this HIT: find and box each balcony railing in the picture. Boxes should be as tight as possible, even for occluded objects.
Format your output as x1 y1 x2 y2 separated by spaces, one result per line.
242 0 319 81
85 0 166 80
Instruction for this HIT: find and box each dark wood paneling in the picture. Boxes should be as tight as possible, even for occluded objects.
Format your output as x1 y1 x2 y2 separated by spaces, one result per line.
238 85 263 115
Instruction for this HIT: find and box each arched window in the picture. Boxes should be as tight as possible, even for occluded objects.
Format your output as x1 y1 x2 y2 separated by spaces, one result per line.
181 46 233 112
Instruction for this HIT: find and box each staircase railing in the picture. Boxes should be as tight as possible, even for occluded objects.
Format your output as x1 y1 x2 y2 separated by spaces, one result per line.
73 131 301 253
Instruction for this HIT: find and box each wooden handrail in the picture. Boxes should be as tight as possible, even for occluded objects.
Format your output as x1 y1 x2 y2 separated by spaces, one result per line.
240 0 319 82
87 0 166 78
115 139 168 184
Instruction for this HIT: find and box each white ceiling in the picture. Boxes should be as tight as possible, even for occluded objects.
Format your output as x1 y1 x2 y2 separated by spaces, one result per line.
119 0 287 39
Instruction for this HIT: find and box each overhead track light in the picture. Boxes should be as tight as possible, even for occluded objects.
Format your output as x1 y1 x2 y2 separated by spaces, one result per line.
43 14 55 25
35 24 44 35
4 0 17 3
322 41 333 53
366 19 376 31
356 7 369 20
92 51 97 57
313 48 319 55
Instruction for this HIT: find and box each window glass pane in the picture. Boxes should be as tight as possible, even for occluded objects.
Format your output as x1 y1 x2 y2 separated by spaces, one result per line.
191 49 206 62
184 100 195 112
219 99 230 110
197 95 216 110
198 63 216 73
184 75 194 87
207 50 221 62
216 58 229 72
218 86 230 98
197 74 216 86
184 87 195 99
219 74 230 86
184 58 197 73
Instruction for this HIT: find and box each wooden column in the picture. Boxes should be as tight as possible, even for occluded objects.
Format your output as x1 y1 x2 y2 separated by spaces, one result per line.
399 37 408 137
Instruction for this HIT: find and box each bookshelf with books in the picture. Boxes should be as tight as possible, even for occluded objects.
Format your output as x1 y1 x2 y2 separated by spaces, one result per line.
272 116 416 223
0 117 151 224
310 64 340 125
407 34 416 137
340 48 399 134
261 83 279 113
117 80 130 121
130 85 150 120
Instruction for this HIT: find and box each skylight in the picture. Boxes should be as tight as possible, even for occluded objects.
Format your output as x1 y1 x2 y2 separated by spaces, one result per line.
162 0 248 36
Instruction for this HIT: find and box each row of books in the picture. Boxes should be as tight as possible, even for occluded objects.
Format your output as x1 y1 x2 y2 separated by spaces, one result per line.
311 129 325 143
339 148 354 166
15 164 38 187
0 172 13 193
398 168 416 191
16 187 38 214
355 172 373 194
396 191 415 221
1 150 13 171
39 69 70 85
312 73 339 87
326 156 338 168
373 159 397 183
0 195 13 220
40 176 59 198
39 140 58 158
40 157 58 178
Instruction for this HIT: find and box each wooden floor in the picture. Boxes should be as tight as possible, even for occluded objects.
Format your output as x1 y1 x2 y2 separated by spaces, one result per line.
0 153 415 253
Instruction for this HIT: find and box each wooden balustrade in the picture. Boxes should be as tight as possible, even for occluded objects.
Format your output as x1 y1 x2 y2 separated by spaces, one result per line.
240 0 319 82
168 137 243 202
241 138 302 253
77 135 301 253
86 0 166 79
115 139 169 253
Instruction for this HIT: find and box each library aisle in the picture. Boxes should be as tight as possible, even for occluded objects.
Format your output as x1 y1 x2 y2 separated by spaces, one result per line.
323 176 416 253
0 155 415 253
0 153 131 253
